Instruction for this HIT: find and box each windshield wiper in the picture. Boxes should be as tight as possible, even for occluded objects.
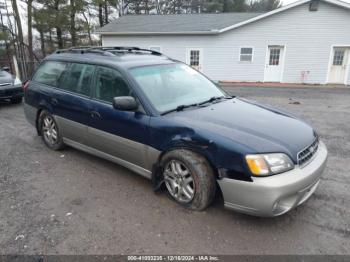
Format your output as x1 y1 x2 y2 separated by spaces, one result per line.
161 103 200 115
198 95 233 105
161 96 234 116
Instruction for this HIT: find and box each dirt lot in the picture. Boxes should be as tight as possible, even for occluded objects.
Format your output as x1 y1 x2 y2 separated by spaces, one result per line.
0 86 349 255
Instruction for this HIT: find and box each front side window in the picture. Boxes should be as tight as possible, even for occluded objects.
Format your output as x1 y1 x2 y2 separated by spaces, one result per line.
33 61 67 87
129 63 225 113
58 63 95 96
240 47 253 62
94 67 132 103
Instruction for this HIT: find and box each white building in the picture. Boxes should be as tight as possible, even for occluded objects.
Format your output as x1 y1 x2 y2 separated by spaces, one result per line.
98 0 350 85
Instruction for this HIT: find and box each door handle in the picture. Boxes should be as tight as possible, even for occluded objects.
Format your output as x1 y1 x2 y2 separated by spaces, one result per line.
51 98 58 106
90 111 101 119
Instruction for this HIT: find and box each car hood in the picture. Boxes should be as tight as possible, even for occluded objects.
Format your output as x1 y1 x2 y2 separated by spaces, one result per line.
165 98 316 161
0 71 14 86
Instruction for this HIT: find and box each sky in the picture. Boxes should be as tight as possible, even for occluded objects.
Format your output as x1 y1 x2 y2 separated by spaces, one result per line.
283 0 350 3
14 0 350 20
6 0 350 40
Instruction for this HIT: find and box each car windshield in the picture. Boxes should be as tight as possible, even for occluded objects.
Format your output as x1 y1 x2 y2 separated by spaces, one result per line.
129 63 226 113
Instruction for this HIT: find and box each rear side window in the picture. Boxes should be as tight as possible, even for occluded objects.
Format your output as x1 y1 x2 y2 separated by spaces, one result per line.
58 63 95 96
33 61 67 87
94 67 132 103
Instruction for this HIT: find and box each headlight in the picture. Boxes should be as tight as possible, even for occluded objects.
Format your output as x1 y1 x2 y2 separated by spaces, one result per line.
13 77 22 85
246 153 294 176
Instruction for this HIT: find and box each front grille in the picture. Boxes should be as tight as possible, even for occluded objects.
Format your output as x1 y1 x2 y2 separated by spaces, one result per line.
297 137 319 167
0 87 22 97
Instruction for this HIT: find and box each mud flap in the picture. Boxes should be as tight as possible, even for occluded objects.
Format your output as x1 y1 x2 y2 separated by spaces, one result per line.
151 163 164 192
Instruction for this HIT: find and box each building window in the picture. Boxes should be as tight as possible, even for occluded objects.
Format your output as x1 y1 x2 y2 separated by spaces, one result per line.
269 48 281 65
149 46 162 53
190 50 200 67
333 49 345 66
240 47 253 62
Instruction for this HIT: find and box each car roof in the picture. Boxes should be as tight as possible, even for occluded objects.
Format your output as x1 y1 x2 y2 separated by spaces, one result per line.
44 47 176 69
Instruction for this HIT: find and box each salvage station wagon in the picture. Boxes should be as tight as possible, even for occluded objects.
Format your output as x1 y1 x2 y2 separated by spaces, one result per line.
24 47 328 216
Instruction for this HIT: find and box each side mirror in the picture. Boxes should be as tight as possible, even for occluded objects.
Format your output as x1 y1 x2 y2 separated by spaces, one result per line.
113 96 139 111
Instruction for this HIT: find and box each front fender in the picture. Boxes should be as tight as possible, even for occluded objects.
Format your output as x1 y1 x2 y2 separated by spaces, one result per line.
149 117 252 182
149 125 219 191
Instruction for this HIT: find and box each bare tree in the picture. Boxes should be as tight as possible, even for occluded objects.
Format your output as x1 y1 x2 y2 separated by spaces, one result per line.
27 0 34 74
82 8 92 45
10 0 23 43
70 0 77 46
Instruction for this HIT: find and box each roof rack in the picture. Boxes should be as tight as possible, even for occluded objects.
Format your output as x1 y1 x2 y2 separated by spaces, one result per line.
54 47 115 56
94 46 163 56
54 46 163 57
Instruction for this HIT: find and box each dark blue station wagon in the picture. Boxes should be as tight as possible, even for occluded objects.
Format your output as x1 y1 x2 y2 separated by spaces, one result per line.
24 47 328 217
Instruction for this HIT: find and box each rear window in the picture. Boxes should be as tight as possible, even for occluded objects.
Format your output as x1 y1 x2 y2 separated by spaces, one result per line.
33 61 67 87
58 63 95 96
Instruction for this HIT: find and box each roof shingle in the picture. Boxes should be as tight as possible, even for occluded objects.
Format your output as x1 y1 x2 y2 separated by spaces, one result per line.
98 12 262 34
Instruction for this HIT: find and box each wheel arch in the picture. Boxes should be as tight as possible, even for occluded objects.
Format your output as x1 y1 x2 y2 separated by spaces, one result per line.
151 143 220 192
152 144 223 209
35 104 53 135
159 145 218 174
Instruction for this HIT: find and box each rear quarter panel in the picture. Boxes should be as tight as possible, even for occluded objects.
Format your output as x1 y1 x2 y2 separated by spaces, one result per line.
24 81 54 127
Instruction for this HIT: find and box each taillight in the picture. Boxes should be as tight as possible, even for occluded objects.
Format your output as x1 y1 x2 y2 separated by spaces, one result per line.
23 80 30 92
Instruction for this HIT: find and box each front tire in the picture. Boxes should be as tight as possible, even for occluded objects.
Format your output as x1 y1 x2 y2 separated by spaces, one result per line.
39 110 65 150
161 149 216 211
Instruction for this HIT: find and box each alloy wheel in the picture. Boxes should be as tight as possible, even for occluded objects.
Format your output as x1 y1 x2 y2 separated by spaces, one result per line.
42 115 58 146
164 160 195 203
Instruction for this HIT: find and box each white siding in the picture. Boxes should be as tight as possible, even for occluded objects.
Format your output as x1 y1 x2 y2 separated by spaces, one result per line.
346 51 350 85
102 2 350 84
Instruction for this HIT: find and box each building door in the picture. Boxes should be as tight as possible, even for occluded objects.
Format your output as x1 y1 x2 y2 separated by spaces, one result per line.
264 46 284 82
186 48 203 72
328 47 349 84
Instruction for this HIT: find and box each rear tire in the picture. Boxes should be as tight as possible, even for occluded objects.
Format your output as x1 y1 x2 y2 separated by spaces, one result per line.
10 97 22 104
160 149 216 211
38 110 65 151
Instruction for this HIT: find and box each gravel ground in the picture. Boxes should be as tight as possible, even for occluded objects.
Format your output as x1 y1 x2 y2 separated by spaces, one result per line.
0 86 349 255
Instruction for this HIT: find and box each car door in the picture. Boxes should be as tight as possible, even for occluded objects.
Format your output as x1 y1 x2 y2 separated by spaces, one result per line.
52 62 95 144
86 66 151 170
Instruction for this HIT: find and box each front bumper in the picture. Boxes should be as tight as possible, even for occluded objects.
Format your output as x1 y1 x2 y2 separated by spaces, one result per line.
0 84 23 99
218 141 328 217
